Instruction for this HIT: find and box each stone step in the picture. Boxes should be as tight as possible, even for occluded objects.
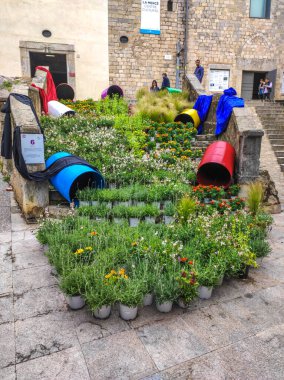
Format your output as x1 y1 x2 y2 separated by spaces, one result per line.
267 133 284 139
270 139 284 145
196 134 215 141
276 157 284 165
266 127 284 132
274 151 284 158
271 145 284 151
192 141 211 148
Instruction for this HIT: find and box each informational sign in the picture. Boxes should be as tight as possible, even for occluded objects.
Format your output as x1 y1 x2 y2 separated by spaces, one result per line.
140 0 160 35
21 134 45 164
282 72 284 94
209 69 230 92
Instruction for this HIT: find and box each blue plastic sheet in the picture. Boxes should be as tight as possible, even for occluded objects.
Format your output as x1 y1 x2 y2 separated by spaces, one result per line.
193 95 213 134
215 88 244 136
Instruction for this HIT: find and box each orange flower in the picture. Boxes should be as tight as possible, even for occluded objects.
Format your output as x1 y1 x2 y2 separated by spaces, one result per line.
180 257 188 263
90 231 98 236
188 260 193 265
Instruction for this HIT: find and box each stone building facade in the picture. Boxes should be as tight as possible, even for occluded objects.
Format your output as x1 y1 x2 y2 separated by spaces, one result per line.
109 0 284 101
108 0 186 99
0 0 109 100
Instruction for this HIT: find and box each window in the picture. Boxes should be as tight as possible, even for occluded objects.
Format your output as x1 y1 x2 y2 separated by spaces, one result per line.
209 69 230 92
250 0 271 19
167 1 173 11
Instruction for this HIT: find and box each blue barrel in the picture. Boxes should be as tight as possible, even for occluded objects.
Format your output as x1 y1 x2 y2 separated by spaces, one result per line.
45 152 104 202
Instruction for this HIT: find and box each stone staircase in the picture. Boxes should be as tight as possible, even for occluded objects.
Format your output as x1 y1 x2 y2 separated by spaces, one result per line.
191 133 216 153
249 101 284 172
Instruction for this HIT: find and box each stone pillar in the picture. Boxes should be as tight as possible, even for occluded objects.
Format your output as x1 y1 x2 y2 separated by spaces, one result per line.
9 88 49 218
236 130 264 183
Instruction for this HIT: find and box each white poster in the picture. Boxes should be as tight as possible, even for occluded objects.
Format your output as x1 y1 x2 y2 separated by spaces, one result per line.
209 69 230 92
140 0 160 35
21 134 45 164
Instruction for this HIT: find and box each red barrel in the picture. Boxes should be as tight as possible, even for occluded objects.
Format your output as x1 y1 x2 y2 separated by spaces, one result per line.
197 141 235 188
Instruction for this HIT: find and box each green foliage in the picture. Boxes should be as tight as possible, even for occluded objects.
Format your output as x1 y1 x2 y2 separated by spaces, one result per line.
135 90 193 123
177 196 196 223
246 182 264 216
59 265 86 296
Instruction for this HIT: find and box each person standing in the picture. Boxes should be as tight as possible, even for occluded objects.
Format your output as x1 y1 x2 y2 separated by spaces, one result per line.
150 80 160 92
161 73 170 89
263 78 273 101
194 59 204 83
258 78 265 100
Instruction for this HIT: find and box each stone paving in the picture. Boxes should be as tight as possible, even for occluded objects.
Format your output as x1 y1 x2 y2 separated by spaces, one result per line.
1 174 284 380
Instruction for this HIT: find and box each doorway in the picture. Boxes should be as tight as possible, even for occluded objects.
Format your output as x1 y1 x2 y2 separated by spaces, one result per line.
241 71 267 100
29 52 67 87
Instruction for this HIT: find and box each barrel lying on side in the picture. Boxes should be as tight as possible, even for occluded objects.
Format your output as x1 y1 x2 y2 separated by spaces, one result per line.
174 109 201 129
197 141 235 188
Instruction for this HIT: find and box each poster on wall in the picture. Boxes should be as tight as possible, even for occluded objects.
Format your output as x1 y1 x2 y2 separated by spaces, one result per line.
140 0 160 35
209 69 230 92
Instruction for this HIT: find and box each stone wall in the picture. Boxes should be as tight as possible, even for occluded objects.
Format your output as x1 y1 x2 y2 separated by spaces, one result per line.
108 0 185 100
109 0 284 101
186 0 284 100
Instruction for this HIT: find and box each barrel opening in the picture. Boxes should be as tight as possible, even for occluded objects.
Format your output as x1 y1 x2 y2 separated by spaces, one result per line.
56 83 75 100
107 85 124 98
174 114 194 124
197 163 231 187
69 172 104 200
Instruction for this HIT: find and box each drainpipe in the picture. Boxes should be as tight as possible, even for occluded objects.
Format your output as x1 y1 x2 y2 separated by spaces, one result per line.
184 0 189 76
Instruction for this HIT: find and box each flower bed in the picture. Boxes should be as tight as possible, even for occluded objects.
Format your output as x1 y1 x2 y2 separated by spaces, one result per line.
38 96 273 319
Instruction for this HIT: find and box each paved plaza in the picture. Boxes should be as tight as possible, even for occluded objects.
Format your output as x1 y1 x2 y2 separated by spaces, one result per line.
0 175 284 380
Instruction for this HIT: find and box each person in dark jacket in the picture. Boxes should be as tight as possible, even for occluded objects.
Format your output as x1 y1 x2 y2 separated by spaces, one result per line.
194 60 204 83
161 73 170 89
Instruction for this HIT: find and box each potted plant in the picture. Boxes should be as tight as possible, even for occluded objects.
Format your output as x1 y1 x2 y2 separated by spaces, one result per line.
84 268 115 319
118 277 144 320
141 204 160 224
60 266 86 310
111 205 129 223
154 271 179 312
77 188 92 206
127 206 144 227
228 184 240 198
177 196 196 224
196 263 220 299
176 267 198 308
163 202 176 225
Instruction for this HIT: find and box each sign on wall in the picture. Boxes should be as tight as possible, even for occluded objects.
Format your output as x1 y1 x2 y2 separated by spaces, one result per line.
209 69 230 92
140 0 160 35
21 134 45 164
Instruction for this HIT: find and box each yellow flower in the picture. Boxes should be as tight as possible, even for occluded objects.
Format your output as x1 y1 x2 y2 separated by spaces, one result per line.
110 269 117 275
119 268 125 275
131 242 137 247
74 248 84 255
123 275 129 279
105 273 112 279
85 246 93 251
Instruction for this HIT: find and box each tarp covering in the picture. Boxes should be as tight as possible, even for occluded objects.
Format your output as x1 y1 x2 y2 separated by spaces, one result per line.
31 66 57 114
193 95 213 134
215 88 244 136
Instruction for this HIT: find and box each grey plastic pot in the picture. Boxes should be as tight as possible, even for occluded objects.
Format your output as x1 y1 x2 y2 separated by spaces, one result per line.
93 305 111 319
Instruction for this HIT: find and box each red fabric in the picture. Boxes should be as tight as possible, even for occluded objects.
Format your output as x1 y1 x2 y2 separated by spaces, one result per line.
31 66 57 114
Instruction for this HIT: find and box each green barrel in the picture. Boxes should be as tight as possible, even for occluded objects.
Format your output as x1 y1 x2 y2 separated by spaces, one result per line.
166 87 182 94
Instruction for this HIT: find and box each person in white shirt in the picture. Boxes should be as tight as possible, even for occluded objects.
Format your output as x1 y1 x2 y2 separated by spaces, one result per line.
263 78 272 101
